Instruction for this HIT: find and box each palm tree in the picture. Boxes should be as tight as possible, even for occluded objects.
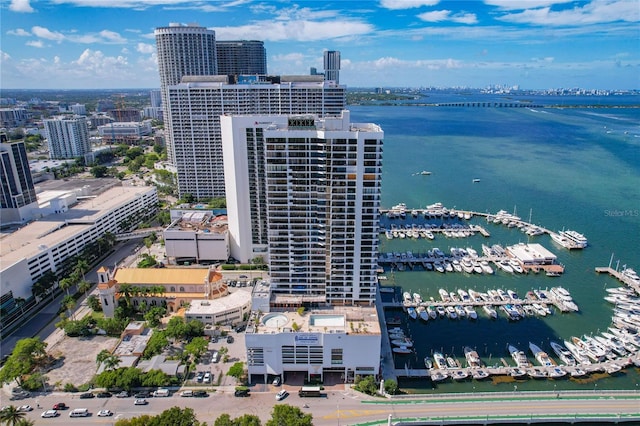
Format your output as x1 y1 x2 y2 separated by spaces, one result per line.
77 280 91 295
74 259 89 281
58 277 74 297
15 419 35 426
103 355 121 371
96 349 111 366
0 405 26 426
118 283 133 307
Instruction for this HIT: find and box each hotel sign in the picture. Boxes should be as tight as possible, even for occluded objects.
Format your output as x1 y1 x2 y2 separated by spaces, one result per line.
294 334 319 346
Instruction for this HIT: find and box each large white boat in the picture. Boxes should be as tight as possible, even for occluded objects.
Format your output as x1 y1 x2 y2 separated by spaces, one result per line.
529 342 556 367
508 344 531 368
464 346 484 368
482 305 498 319
549 341 576 366
406 307 418 320
550 230 588 249
433 352 447 369
392 345 412 355
417 306 430 322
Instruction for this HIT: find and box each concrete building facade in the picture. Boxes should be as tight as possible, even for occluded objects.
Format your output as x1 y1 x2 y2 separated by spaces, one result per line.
43 116 91 159
155 23 218 164
167 75 347 199
215 40 267 76
221 111 383 306
323 50 341 83
0 140 38 225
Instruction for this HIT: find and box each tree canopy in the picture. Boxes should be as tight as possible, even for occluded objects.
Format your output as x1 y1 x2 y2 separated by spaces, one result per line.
0 338 48 386
265 405 313 426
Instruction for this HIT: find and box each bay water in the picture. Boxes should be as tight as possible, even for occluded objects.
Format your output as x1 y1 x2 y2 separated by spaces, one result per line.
349 94 640 393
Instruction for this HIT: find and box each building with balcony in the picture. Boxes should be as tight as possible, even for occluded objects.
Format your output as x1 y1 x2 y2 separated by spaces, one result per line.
43 116 91 159
215 40 267 76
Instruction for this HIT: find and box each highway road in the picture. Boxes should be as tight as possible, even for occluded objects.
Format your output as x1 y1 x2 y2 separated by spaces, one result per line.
11 389 640 425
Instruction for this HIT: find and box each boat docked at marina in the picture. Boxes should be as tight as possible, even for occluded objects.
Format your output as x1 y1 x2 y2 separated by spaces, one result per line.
549 341 576 366
433 352 447 370
429 370 448 382
406 307 418 320
550 229 588 249
508 344 531 368
392 345 412 355
426 305 438 319
482 305 498 319
417 306 430 322
424 356 433 369
391 338 414 348
563 340 592 365
527 368 547 379
464 346 484 369
529 342 556 367
464 305 478 320
570 336 606 362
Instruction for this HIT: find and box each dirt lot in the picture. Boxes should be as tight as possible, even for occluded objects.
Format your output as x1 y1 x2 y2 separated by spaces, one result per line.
44 334 119 389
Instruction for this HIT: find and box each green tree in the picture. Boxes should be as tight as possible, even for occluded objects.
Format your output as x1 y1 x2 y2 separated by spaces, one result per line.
227 362 245 381
74 259 90 281
141 369 169 387
143 331 168 359
0 405 26 426
20 372 47 391
103 355 121 371
165 316 187 341
59 277 74 297
77 280 91 294
96 349 111 366
265 404 313 426
144 306 166 327
213 413 261 426
384 378 399 395
184 337 208 361
87 295 101 312
0 338 48 387
354 375 378 396
15 418 35 426
90 165 108 178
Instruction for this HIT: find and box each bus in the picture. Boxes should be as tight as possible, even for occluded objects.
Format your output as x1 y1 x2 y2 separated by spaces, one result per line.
298 386 322 397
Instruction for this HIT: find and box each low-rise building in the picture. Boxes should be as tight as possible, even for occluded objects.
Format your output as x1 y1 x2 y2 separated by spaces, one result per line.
185 290 252 326
244 306 381 384
163 211 229 265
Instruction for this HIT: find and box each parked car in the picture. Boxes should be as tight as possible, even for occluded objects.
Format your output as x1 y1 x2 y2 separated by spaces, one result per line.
116 391 129 398
203 372 212 383
275 389 289 401
97 409 113 417
193 390 208 398
41 410 58 418
272 376 281 386
134 391 150 398
195 372 204 382
180 390 193 397
226 336 234 344
96 391 112 398
18 405 33 412
79 392 95 399
134 399 148 405
52 403 67 410
234 389 249 397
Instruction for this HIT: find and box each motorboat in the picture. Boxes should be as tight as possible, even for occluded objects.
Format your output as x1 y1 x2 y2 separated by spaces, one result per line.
436 306 446 317
604 363 623 374
549 341 576 366
482 305 498 319
550 229 588 249
527 368 547 379
509 368 527 378
508 344 531 368
391 338 414 348
413 292 423 304
472 369 490 380
529 342 556 367
480 260 494 274
424 356 433 369
439 289 451 302
430 370 448 382
563 340 592 365
406 307 418 320
417 306 430 322
426 305 438 319
570 336 605 362
507 289 521 301
433 352 447 370
509 259 524 274
548 367 567 379
455 305 466 318
451 370 469 381
446 306 458 319
392 345 412 355
464 305 478 320
570 367 588 378
464 346 484 368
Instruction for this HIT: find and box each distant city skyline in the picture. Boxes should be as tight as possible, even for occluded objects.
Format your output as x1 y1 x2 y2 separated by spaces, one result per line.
1 0 638 90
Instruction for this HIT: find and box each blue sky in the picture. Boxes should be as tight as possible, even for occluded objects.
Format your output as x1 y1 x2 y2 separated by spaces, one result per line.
1 0 638 90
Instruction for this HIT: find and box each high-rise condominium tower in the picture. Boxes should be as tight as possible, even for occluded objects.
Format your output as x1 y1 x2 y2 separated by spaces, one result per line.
216 41 267 75
43 116 90 159
155 23 217 163
221 111 383 306
0 140 37 209
323 50 340 83
167 75 346 200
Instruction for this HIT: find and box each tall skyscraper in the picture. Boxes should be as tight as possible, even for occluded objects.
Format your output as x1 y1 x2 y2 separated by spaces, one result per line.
167 75 347 200
216 40 267 76
149 89 162 108
1 140 38 225
323 50 341 83
221 111 383 306
43 116 90 159
155 23 217 163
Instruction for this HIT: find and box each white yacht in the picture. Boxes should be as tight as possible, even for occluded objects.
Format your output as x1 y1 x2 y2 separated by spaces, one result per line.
482 305 498 319
464 305 478 320
549 341 576 366
550 230 588 249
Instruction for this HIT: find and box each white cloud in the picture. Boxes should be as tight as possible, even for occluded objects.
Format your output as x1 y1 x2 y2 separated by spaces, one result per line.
136 43 155 54
497 0 640 25
26 40 44 48
98 30 127 43
9 0 34 13
1 50 12 61
50 0 195 7
417 10 478 24
214 18 374 42
484 0 574 10
32 26 65 42
7 28 31 36
380 0 440 10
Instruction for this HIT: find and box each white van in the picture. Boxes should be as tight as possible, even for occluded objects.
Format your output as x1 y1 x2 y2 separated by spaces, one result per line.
69 408 89 417
153 388 170 397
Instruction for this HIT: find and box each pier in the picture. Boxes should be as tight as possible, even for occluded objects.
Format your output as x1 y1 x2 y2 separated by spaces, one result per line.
595 266 640 294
